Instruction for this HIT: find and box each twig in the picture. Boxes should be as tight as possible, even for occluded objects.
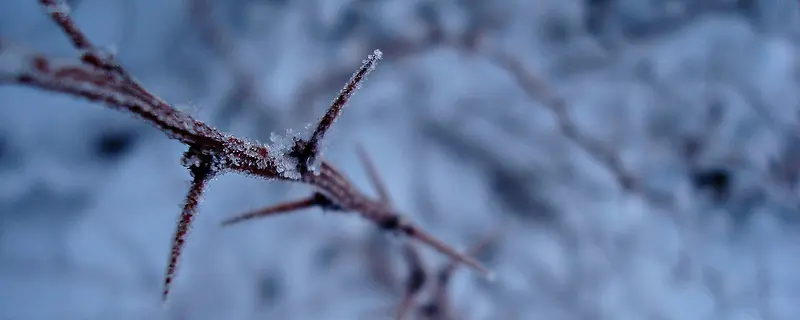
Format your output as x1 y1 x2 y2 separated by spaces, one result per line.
398 229 501 320
1 0 491 303
353 145 499 320
356 142 392 204
396 243 428 320
484 51 638 192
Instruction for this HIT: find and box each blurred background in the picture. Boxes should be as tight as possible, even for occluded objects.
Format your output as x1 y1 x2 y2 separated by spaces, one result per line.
3 0 800 319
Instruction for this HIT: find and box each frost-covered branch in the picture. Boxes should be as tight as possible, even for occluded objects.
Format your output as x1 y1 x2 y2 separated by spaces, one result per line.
0 0 491 303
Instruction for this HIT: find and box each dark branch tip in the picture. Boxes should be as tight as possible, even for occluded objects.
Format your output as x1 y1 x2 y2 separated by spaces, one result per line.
419 302 441 317
406 266 427 294
288 138 316 175
377 214 402 231
181 147 218 179
311 192 343 211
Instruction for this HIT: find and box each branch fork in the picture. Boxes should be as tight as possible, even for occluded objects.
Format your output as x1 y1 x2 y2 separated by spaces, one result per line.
0 0 492 303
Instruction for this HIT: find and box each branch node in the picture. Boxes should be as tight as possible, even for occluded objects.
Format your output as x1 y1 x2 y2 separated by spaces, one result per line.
290 49 383 175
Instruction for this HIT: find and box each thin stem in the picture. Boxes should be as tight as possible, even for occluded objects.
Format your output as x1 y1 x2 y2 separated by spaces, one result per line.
163 159 215 302
295 50 383 172
356 143 392 204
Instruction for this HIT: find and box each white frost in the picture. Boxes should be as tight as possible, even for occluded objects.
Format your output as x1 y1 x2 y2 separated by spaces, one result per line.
268 129 301 180
44 1 72 16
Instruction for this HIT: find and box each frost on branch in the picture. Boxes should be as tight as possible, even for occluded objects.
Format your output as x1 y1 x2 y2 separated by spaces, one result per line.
290 49 383 175
269 129 302 180
2 3 490 303
163 155 214 301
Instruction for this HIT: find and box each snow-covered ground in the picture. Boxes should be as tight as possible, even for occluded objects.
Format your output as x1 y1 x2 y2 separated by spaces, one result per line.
2 0 800 319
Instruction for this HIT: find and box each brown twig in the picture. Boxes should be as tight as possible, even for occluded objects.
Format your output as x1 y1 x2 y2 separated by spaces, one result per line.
219 192 340 226
293 50 382 174
356 142 392 205
397 229 501 320
353 145 498 320
356 145 400 293
396 243 428 320
0 0 490 303
484 51 638 192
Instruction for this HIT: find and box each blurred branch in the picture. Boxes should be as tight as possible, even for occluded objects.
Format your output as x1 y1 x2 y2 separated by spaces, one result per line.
187 0 280 133
3 0 492 303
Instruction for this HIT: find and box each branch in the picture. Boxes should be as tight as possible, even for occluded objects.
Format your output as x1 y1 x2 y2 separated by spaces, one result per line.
482 50 640 193
292 49 383 174
1 0 492 303
396 228 502 320
41 0 93 50
356 143 392 205
220 192 340 226
424 230 499 320
163 151 215 301
396 244 428 320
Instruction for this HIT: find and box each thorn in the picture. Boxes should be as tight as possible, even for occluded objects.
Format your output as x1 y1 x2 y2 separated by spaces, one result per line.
402 244 427 294
163 163 213 302
395 294 417 320
400 222 491 278
438 225 502 284
297 49 383 173
395 243 427 320
355 142 392 204
220 195 324 226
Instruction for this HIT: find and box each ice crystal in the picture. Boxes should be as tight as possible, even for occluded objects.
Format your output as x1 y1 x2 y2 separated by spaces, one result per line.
268 129 302 180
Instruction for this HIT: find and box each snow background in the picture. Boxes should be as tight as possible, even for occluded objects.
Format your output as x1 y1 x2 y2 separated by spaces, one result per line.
2 0 800 319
